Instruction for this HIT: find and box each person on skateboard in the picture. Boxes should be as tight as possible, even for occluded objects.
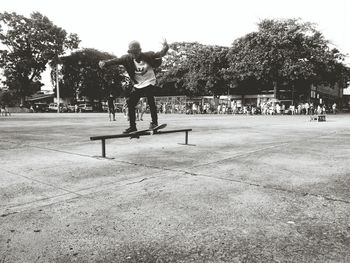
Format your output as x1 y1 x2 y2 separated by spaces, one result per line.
99 39 169 133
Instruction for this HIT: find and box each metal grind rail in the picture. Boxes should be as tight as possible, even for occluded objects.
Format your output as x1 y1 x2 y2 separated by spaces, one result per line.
90 128 193 158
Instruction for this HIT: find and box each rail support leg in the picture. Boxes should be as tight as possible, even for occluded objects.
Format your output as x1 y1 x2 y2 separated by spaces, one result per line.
185 131 188 145
101 139 106 158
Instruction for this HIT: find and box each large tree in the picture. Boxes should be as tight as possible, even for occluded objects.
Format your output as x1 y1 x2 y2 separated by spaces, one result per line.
56 48 128 101
159 42 229 96
0 12 80 103
225 18 349 99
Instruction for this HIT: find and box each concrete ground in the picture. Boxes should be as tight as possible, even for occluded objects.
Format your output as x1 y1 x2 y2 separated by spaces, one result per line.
0 112 350 263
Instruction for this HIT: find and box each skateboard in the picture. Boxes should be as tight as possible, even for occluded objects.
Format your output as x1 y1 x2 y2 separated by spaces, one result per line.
129 124 167 139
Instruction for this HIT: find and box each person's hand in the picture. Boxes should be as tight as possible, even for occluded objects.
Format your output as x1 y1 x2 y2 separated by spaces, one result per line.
99 61 105 69
162 38 168 49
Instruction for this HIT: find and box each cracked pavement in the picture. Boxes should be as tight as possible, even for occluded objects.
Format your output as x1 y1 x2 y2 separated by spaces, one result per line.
1 113 350 262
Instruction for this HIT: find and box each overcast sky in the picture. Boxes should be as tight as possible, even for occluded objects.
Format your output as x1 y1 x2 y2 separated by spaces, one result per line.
1 0 349 87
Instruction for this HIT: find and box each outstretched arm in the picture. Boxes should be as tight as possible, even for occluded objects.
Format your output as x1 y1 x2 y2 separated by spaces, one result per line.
99 57 124 69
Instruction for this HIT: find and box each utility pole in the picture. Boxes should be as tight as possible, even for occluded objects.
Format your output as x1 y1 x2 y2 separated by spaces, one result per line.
273 81 278 99
56 63 60 113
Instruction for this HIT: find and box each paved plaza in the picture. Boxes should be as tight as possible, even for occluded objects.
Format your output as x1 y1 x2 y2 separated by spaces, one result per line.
1 113 350 262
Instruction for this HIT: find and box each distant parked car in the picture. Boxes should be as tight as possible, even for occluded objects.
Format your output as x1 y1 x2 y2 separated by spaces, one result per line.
60 104 69 113
101 102 123 112
48 103 68 112
342 106 350 113
115 103 124 113
66 104 76 112
34 103 49 112
101 102 109 112
78 103 93 112
48 103 58 112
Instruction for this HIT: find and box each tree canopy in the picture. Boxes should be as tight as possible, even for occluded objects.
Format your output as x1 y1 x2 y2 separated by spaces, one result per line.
0 11 80 102
56 48 129 101
159 42 229 96
224 18 349 96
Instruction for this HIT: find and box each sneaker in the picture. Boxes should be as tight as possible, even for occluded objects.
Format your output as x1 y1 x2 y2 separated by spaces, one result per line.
123 126 137 134
149 122 158 129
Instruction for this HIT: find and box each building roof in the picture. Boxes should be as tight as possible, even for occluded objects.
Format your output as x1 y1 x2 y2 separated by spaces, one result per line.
25 92 55 102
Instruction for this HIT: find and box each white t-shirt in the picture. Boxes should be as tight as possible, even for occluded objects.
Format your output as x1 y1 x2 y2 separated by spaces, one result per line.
133 60 156 89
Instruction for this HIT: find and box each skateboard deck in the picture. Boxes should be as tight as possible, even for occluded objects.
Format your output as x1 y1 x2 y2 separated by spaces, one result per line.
129 124 167 139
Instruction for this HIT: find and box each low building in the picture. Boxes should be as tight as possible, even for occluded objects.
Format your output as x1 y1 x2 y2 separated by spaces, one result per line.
25 91 55 104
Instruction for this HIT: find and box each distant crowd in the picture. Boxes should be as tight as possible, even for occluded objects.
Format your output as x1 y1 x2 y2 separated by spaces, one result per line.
0 100 339 117
158 101 338 115
0 105 11 116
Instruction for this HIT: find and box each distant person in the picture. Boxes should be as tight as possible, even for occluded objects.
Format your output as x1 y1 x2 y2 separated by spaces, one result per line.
281 104 285 114
276 103 281 114
317 105 322 115
1 105 10 116
332 103 337 114
192 103 197 114
99 39 169 133
6 106 10 116
217 104 221 114
305 102 310 115
297 104 302 115
135 99 142 121
0 105 4 116
322 105 326 114
290 104 295 115
139 98 147 121
123 98 129 120
107 93 116 121
310 103 314 115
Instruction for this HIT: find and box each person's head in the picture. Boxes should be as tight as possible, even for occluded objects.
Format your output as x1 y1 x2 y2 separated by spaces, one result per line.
128 40 142 60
